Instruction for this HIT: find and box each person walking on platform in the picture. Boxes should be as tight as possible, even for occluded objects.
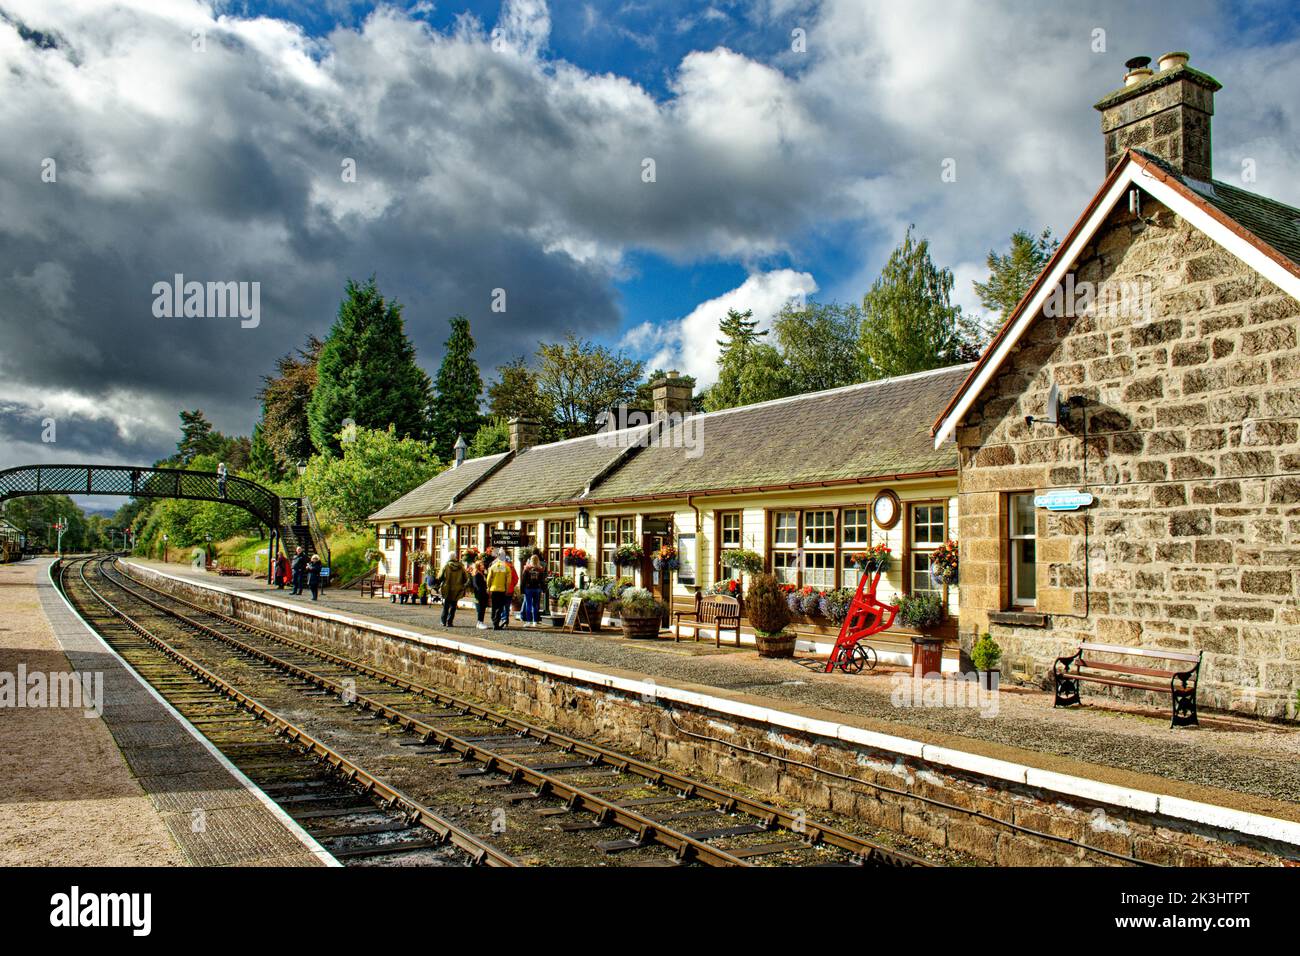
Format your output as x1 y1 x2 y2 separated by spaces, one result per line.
438 552 468 627
470 561 489 629
216 461 228 498
520 555 545 627
274 553 289 590
486 557 512 630
290 545 307 595
482 545 496 570
307 553 322 601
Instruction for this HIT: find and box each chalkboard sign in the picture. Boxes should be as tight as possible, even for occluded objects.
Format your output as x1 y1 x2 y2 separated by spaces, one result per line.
562 599 581 630
641 516 672 535
490 528 526 548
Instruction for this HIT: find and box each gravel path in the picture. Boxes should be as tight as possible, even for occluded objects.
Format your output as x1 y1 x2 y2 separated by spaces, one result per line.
140 562 1300 815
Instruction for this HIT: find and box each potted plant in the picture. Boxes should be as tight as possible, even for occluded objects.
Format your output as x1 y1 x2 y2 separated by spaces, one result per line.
417 582 429 605
929 539 959 587
709 578 741 598
652 545 679 572
560 587 607 631
848 543 893 577
971 632 1002 691
462 546 481 566
818 587 855 626
721 548 764 577
612 587 665 639
798 586 823 617
898 593 945 679
746 573 795 658
614 542 644 568
563 547 589 569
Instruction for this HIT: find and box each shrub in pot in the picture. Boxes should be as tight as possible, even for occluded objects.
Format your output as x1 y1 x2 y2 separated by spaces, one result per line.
613 586 665 639
747 573 795 658
897 593 944 636
971 632 1002 690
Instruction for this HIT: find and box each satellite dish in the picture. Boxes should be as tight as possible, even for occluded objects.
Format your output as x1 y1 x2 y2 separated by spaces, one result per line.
1044 383 1060 425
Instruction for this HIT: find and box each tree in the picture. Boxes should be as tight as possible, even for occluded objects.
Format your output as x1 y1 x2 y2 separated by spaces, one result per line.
703 309 768 411
308 277 435 456
486 356 552 424
256 335 321 475
177 410 219 463
301 425 441 531
429 315 484 453
771 300 863 394
973 228 1059 324
535 334 643 439
467 417 511 458
735 344 795 406
859 227 969 380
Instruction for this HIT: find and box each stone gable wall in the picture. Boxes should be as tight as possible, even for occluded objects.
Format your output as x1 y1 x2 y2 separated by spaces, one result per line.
957 198 1299 718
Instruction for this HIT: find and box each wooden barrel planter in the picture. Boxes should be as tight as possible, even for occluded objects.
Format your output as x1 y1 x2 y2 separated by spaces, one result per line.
620 611 662 639
755 630 796 659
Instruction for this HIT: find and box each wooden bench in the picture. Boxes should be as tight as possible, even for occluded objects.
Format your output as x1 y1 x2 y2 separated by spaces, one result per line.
1054 642 1203 728
360 573 386 598
674 594 741 647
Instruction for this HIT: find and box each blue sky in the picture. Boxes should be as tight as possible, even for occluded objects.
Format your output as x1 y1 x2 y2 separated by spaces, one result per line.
1 0 1299 470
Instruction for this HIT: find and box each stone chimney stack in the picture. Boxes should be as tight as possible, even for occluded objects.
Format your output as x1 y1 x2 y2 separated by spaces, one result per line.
650 371 693 421
1094 52 1221 182
508 417 539 452
452 433 467 468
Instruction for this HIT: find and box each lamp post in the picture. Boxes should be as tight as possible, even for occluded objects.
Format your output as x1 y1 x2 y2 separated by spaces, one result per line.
205 533 213 567
163 533 169 563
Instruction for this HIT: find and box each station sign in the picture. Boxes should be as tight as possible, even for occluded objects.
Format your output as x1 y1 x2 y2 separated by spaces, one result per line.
641 517 672 535
1033 489 1094 512
490 528 526 548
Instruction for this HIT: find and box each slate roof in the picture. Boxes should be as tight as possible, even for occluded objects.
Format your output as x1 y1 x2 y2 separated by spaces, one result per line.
585 364 969 501
370 365 968 522
369 452 509 522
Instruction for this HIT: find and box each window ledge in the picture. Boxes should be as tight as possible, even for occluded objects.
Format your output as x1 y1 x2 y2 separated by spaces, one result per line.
988 610 1049 628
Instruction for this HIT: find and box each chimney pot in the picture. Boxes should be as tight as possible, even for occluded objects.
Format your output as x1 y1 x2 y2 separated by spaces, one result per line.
1158 51 1190 71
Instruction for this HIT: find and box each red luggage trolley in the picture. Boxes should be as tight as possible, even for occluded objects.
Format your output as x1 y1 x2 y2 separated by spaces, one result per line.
825 570 898 673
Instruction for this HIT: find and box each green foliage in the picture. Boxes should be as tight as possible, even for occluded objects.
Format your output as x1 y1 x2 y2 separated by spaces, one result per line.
535 333 643 439
633 369 700 411
973 229 1059 324
300 425 440 531
486 356 553 429
897 592 944 631
745 573 792 636
467 417 511 458
308 276 435 455
721 548 764 575
430 315 484 455
177 409 219 463
771 300 863 394
704 309 769 411
860 226 970 379
255 334 321 476
612 586 663 617
2 495 98 551
971 633 1003 671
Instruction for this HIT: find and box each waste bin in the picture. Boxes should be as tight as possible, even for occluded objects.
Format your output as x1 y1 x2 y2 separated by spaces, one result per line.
911 637 944 679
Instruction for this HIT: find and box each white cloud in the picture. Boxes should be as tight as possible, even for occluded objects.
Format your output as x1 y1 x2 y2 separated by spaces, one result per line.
630 269 819 386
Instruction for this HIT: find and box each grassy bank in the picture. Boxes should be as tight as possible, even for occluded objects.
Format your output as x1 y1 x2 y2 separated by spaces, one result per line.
145 527 377 586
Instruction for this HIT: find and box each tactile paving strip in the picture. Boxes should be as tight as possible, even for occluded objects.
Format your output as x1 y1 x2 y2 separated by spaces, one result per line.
38 567 329 867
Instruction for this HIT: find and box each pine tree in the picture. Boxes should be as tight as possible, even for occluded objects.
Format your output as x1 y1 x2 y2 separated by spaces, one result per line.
430 315 484 454
177 410 218 463
307 277 435 455
859 227 968 380
256 335 321 474
703 309 767 411
973 229 1059 324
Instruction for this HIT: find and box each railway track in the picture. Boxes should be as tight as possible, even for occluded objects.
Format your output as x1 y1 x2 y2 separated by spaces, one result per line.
60 556 514 866
63 555 932 867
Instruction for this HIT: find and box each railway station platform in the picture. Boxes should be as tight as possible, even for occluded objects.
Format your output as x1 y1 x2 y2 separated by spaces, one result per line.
1 558 333 867
125 559 1300 860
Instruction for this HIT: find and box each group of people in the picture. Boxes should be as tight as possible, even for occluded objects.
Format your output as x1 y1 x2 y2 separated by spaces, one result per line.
274 545 323 600
430 546 549 631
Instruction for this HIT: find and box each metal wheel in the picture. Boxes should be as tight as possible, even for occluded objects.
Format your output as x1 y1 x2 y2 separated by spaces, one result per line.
848 643 877 674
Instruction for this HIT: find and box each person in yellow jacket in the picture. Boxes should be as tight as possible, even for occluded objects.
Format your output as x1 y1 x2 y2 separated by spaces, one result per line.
486 557 513 630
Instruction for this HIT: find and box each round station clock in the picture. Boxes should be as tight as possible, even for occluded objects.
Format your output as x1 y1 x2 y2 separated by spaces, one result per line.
872 489 901 530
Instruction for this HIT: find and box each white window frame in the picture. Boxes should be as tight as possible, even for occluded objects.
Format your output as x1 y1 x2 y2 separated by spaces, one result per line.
1009 493 1037 607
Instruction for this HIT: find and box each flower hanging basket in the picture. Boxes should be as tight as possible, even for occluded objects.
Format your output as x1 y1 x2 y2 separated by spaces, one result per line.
614 543 644 568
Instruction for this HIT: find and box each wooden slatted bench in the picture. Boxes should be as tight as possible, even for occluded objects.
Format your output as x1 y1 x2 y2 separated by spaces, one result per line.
674 594 741 647
1054 641 1203 728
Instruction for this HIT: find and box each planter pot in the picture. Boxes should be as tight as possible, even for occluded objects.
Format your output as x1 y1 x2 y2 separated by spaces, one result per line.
582 601 604 632
977 669 1000 692
755 630 796 659
621 612 662 639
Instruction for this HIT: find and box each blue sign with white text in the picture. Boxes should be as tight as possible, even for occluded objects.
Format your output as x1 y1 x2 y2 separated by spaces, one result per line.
1034 490 1095 512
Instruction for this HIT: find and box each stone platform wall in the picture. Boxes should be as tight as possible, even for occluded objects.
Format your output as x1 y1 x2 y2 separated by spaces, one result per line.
124 563 1297 867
